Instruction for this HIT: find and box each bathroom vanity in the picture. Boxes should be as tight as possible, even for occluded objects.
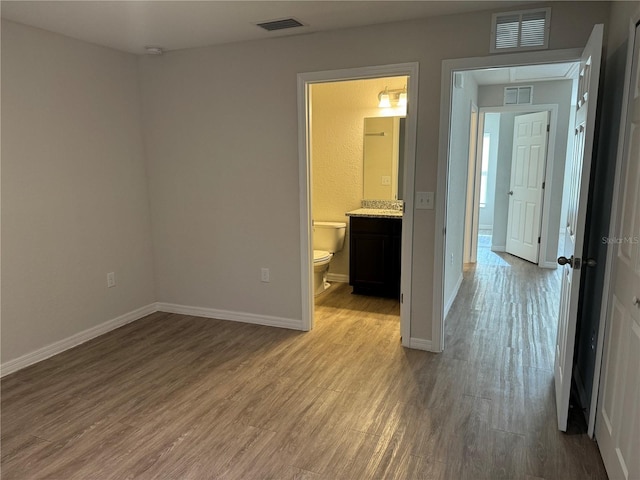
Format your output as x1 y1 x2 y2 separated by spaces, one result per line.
346 208 402 299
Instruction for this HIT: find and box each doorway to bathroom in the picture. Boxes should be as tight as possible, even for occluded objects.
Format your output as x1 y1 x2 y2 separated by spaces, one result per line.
297 63 419 346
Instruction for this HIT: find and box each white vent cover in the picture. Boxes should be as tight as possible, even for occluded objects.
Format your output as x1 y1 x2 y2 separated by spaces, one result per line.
491 8 550 53
504 86 533 105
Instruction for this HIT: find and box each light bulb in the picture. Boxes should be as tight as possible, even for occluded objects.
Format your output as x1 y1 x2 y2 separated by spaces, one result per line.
378 90 391 108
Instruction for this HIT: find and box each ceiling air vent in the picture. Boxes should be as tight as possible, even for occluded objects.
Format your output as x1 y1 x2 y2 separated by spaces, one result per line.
491 8 550 53
256 18 305 32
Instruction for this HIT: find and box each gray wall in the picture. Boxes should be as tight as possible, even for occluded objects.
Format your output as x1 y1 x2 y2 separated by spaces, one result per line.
137 3 609 341
1 20 157 363
478 80 574 264
0 2 613 365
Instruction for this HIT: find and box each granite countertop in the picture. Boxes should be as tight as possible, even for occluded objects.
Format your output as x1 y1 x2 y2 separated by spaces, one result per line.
345 208 403 219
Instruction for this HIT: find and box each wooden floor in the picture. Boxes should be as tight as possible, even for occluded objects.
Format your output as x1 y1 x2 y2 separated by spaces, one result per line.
1 246 608 479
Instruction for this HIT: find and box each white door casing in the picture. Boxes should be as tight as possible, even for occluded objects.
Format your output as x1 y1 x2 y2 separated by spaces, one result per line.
554 24 604 432
506 111 549 263
595 20 640 480
297 62 419 346
463 104 480 264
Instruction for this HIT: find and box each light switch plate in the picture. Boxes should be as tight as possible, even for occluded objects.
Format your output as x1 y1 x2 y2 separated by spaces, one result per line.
416 191 434 210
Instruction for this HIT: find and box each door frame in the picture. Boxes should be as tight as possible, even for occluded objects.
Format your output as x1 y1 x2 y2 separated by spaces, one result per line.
297 62 419 346
435 48 582 352
593 10 640 439
463 103 479 264
469 105 559 267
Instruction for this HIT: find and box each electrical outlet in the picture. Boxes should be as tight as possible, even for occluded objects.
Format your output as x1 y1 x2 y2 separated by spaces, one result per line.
107 272 116 288
381 175 391 186
261 268 270 283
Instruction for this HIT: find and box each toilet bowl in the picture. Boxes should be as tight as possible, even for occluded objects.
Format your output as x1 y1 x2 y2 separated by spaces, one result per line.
313 221 346 296
313 250 333 295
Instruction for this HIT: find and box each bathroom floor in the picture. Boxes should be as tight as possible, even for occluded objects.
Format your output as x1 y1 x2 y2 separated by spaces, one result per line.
314 282 400 320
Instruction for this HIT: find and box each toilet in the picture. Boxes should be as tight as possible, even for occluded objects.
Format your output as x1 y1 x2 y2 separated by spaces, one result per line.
313 221 347 295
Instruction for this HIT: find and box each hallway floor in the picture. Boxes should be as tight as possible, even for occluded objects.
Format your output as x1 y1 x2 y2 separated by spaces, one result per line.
1 253 606 479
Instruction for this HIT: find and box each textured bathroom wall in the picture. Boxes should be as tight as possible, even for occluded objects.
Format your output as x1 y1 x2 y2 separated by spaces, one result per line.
310 77 406 277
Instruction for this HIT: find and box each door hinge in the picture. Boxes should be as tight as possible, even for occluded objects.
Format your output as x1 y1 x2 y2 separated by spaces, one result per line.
538 236 541 244
542 181 545 189
401 293 404 303
443 228 447 236
547 124 550 132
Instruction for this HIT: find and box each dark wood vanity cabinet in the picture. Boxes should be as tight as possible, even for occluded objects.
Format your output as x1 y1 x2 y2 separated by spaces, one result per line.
349 216 401 298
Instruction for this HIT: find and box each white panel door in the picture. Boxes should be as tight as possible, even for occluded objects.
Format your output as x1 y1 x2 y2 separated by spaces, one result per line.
505 111 549 263
554 24 603 431
595 21 640 480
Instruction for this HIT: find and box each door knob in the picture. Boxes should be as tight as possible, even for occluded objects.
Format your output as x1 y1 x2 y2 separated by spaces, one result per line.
633 296 640 308
557 255 574 267
508 191 514 196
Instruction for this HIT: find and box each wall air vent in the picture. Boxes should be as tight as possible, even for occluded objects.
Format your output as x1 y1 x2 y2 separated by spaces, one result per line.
256 18 305 32
504 86 534 105
491 8 550 53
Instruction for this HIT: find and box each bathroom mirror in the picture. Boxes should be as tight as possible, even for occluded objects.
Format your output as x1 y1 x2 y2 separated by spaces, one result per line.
363 116 406 201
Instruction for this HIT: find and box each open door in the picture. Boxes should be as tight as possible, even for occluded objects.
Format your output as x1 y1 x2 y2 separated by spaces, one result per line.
595 19 640 480
505 111 549 263
554 24 604 431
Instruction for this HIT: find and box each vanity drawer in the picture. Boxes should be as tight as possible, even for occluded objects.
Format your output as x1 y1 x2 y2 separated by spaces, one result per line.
349 216 401 235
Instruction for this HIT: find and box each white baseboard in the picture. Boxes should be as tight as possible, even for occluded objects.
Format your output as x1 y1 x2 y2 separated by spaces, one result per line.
444 273 463 319
540 260 558 269
156 303 304 331
0 303 157 378
326 273 349 283
408 337 434 352
492 245 506 252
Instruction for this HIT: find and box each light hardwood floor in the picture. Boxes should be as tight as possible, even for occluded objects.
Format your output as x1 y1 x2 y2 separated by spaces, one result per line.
1 248 607 479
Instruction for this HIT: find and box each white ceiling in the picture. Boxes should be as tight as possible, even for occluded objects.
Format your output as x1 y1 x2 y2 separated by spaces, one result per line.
471 62 579 85
1 1 532 55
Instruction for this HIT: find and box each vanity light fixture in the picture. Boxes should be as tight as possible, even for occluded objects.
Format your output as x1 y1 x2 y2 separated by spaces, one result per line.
378 86 407 108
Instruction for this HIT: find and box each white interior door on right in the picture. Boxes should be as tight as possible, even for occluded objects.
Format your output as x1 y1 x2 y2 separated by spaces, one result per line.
595 20 640 480
505 110 549 263
554 24 603 432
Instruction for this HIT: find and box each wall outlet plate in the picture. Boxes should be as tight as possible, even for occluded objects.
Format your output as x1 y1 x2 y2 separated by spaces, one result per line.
261 268 270 282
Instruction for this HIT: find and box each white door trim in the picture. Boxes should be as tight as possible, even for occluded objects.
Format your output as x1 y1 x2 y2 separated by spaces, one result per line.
592 10 640 439
297 62 419 346
435 48 582 352
463 103 479 265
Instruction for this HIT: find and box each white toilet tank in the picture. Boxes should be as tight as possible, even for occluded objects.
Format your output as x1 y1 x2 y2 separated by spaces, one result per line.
313 221 346 253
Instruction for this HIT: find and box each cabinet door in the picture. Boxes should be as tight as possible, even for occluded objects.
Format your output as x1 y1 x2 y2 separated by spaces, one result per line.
350 233 389 288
